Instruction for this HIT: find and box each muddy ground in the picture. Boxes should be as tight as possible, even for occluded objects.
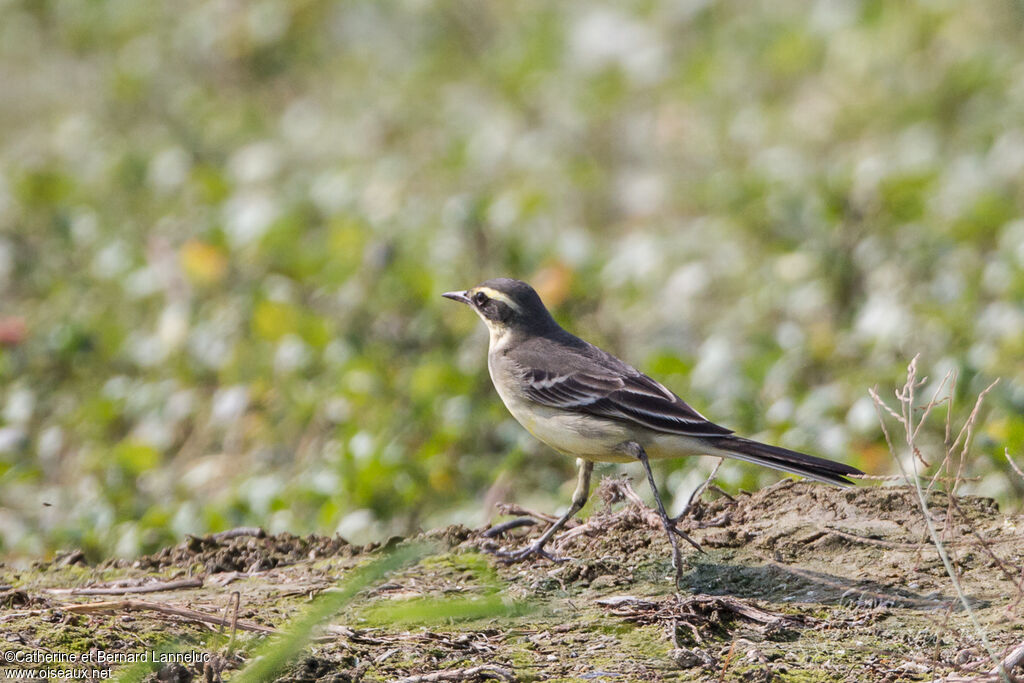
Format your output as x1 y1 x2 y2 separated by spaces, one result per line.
2 479 1023 682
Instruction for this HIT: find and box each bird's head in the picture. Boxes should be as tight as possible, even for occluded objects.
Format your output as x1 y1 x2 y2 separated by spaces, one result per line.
443 278 559 343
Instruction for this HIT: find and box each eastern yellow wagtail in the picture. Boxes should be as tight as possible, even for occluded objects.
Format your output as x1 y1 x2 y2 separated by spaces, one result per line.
444 278 862 575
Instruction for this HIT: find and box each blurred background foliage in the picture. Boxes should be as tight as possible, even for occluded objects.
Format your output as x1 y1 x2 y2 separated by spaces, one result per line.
1 0 1023 561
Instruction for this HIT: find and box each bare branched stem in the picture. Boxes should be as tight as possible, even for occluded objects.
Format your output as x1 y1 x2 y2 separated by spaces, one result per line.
871 355 1007 682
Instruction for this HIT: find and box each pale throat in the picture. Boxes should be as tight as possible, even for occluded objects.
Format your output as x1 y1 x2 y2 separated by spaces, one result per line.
486 323 512 352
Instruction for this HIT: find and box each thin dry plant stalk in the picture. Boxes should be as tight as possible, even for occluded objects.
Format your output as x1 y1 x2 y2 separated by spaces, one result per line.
870 355 1008 682
1006 449 1024 483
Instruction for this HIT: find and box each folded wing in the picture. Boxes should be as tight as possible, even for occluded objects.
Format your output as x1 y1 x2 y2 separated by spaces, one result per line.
522 368 734 438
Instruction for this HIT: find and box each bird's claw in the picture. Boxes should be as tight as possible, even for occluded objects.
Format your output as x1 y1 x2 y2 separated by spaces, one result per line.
491 542 570 564
667 518 705 554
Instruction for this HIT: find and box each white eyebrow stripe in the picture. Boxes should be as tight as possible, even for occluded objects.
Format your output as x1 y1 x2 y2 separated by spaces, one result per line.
475 286 522 312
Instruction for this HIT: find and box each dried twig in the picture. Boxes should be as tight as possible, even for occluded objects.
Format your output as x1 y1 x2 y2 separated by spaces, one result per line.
872 356 1005 680
60 599 277 634
493 503 562 526
993 640 1024 679
1006 450 1024 484
674 457 724 522
392 664 516 682
46 578 204 596
220 591 241 655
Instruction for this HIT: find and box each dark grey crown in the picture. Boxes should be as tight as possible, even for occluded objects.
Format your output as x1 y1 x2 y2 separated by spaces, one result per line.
475 278 559 330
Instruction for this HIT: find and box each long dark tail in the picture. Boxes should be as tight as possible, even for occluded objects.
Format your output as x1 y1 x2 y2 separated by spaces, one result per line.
712 436 863 486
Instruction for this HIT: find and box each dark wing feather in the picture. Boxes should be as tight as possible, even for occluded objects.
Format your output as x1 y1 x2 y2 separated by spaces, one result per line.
522 368 733 438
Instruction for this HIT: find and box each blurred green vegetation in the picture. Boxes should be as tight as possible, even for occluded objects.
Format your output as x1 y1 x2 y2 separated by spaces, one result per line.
0 0 1022 559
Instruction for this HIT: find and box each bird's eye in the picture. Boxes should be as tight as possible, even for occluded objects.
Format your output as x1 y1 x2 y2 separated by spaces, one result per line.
473 291 488 306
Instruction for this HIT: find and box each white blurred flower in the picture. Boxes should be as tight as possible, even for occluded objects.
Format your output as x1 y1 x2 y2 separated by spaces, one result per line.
691 335 738 395
223 192 278 247
280 98 324 146
114 524 140 558
487 193 520 231
171 502 201 537
123 266 163 299
466 116 515 173
855 293 911 344
103 376 131 401
148 147 192 192
988 129 1024 181
268 509 294 535
809 0 858 33
601 234 663 286
0 426 26 453
930 268 964 303
616 169 664 217
228 141 281 185
128 333 167 367
361 176 400 223
70 209 99 246
932 154 988 219
796 384 843 425
188 323 231 369
167 389 196 422
336 508 376 542
324 397 352 424
570 9 666 84
310 171 353 215
324 339 352 367
242 475 282 515
851 154 885 207
775 252 815 282
211 386 249 425
894 124 938 171
982 260 1012 295
264 274 297 302
775 321 805 350
730 106 766 148
845 396 879 435
92 240 132 279
766 398 795 425
132 415 174 451
38 426 63 463
818 423 848 458
4 387 35 425
349 431 375 460
967 341 998 370
556 228 592 266
999 219 1024 267
158 303 190 351
977 302 1024 343
275 334 311 374
666 262 710 302
308 466 340 495
753 146 807 184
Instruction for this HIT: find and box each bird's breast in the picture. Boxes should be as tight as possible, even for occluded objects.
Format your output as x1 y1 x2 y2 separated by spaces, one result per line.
487 353 634 462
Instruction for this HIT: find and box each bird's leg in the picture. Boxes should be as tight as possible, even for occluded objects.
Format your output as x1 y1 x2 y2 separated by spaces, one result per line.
625 442 702 588
494 458 593 563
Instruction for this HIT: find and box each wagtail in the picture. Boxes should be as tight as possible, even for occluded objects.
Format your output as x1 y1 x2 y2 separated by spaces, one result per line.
443 278 862 576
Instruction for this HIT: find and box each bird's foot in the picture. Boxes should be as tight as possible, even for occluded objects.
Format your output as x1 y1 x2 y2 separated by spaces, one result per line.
665 518 704 554
491 541 571 564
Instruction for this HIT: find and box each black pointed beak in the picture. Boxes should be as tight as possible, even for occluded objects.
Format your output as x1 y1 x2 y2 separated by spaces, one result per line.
442 290 471 305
